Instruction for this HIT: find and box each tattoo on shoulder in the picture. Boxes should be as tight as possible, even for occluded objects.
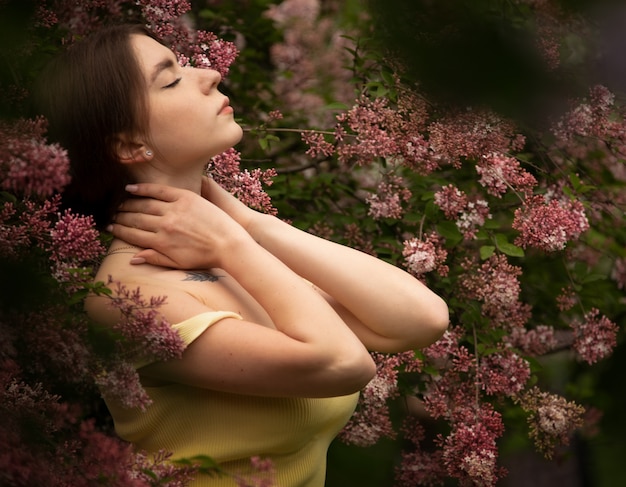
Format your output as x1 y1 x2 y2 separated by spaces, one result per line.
183 271 224 282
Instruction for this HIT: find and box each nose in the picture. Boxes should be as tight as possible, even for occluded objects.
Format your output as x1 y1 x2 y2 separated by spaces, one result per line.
197 68 221 94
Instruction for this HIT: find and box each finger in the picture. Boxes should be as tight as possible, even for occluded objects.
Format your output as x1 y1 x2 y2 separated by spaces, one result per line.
108 222 157 249
125 183 183 202
131 249 183 269
118 197 168 216
113 211 161 233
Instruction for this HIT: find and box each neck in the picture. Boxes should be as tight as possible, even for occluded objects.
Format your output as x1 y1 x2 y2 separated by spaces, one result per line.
130 159 205 194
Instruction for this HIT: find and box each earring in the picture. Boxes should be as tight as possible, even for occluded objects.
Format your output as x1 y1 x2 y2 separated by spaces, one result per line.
145 150 153 157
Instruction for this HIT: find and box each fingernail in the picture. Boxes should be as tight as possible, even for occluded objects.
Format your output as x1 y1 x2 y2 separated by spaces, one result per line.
125 184 139 192
130 257 146 265
106 224 113 232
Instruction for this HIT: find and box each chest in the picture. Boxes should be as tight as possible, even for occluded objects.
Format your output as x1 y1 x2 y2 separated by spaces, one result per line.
162 268 276 327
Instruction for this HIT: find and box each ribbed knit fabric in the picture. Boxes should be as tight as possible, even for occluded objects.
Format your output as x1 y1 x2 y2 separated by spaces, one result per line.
104 311 359 486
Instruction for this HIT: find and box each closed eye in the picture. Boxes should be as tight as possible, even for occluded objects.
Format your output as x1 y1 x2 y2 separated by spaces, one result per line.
163 77 182 89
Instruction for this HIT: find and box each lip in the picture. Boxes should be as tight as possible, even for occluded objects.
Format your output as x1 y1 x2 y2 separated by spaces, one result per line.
219 97 233 115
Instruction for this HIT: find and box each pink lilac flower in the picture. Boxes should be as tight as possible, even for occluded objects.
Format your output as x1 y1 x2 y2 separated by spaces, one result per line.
428 110 525 168
456 199 491 240
433 185 492 239
395 417 446 487
476 153 537 198
0 202 28 257
611 257 626 290
556 286 577 311
133 449 199 487
402 232 449 277
513 194 590 252
265 0 356 126
422 347 478 423
340 352 420 446
106 279 186 365
570 308 618 365
433 184 468 219
301 131 335 158
505 325 557 356
553 85 617 141
479 350 531 397
18 309 92 383
308 221 334 240
133 0 238 78
0 118 71 198
209 149 278 215
460 255 530 329
234 457 276 487
342 223 376 255
95 360 151 411
366 174 412 220
48 209 104 263
439 403 506 487
422 326 464 360
1 195 62 258
38 0 125 39
265 0 320 25
516 387 585 459
70 419 147 487
335 96 400 166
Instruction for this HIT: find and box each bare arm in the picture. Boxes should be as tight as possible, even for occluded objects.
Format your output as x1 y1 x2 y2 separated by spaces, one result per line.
101 193 375 396
111 180 448 352
248 212 449 351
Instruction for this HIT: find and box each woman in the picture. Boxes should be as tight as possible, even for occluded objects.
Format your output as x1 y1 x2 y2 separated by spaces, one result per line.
37 24 449 486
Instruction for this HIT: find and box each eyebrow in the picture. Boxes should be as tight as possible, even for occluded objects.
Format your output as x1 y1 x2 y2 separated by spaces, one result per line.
150 58 176 84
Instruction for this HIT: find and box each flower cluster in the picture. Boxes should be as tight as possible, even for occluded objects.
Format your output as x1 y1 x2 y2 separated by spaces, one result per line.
265 0 356 126
513 193 589 252
234 456 276 487
48 210 105 285
4 1 624 486
505 325 558 356
340 352 420 447
479 350 531 397
335 96 402 166
106 279 186 365
476 153 537 198
208 148 278 215
433 185 492 240
395 418 446 487
611 257 626 290
570 308 619 365
366 174 412 220
428 110 526 168
402 232 449 277
516 387 585 459
0 118 70 198
460 255 531 329
439 403 507 487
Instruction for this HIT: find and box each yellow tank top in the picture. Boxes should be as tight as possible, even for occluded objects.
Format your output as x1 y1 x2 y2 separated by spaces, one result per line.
104 311 359 486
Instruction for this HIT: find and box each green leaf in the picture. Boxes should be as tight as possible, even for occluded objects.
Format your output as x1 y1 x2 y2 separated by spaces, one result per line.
480 245 496 260
436 221 463 244
495 233 525 257
582 273 607 284
499 242 525 257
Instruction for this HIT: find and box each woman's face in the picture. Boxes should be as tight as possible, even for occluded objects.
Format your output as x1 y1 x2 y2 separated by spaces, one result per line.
130 34 243 167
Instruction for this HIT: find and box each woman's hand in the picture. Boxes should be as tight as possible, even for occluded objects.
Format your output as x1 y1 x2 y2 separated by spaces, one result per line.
108 183 253 269
200 176 262 234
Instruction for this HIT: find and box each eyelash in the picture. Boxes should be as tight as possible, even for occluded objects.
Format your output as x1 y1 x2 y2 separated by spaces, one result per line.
164 77 182 89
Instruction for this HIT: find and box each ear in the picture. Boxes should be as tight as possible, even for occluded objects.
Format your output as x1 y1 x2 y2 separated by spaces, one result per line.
113 133 152 165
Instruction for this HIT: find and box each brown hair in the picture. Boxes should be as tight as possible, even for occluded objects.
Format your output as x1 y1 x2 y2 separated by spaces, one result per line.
35 24 161 229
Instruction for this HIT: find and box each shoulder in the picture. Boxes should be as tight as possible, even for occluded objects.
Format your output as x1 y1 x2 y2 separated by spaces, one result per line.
87 254 214 327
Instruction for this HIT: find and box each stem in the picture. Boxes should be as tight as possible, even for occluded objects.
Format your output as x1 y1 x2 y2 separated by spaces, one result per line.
472 322 481 408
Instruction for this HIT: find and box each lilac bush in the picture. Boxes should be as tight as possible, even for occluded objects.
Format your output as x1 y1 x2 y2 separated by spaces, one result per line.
0 0 624 486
